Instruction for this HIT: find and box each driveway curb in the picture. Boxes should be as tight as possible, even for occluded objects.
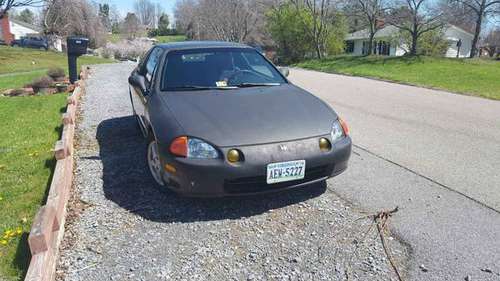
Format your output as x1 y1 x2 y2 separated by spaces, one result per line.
24 66 89 281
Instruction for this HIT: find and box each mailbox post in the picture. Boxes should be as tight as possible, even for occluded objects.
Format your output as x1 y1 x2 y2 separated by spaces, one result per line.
67 37 89 84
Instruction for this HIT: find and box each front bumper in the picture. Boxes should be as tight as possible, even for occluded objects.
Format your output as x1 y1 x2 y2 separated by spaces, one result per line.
158 135 352 197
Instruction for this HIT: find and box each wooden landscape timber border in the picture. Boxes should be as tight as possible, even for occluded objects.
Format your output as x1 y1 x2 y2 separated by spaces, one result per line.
24 66 89 281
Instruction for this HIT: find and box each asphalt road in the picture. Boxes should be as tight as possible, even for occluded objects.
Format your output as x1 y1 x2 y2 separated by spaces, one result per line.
290 68 500 280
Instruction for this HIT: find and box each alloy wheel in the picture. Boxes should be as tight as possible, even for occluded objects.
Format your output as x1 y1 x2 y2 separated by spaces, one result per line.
147 140 164 186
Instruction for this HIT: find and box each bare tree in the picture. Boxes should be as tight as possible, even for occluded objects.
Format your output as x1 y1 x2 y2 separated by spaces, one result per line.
108 4 122 33
0 0 43 19
134 0 155 28
450 0 500 58
388 0 444 56
15 8 35 24
153 3 163 29
43 0 107 47
437 0 476 33
122 12 143 39
202 0 259 42
175 0 265 43
483 28 500 57
346 0 390 55
174 0 197 37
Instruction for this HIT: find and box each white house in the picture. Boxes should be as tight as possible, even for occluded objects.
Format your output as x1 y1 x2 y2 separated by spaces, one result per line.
0 14 40 44
0 14 64 51
345 24 474 58
9 18 41 39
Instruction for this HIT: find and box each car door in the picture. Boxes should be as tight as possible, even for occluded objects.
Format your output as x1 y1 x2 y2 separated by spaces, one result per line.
27 38 37 48
130 47 163 130
33 38 43 48
24 38 32 48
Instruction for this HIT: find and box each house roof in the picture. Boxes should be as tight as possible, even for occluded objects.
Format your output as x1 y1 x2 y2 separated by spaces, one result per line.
10 18 41 33
445 24 474 39
346 24 474 41
346 25 399 41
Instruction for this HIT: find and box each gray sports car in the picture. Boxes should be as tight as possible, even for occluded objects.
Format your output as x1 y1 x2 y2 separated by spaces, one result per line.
128 41 351 197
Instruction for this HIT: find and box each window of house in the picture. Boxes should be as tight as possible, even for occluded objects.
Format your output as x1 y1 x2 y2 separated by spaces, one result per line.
346 41 355 53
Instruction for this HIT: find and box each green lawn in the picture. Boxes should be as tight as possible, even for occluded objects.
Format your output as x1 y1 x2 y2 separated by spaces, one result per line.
0 95 67 280
0 71 46 92
0 46 112 280
295 55 500 100
0 46 114 91
154 35 187 43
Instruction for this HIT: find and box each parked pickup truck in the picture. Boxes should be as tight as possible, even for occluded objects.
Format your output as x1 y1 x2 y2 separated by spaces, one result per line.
11 36 48 51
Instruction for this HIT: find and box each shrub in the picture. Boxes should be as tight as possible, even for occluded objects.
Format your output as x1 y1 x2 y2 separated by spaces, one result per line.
47 67 66 79
266 4 312 64
390 29 448 57
101 47 114 59
32 76 54 89
101 39 152 61
147 29 160 37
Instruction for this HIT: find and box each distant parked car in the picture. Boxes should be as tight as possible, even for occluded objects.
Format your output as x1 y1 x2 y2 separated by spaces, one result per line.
11 36 48 51
128 41 352 197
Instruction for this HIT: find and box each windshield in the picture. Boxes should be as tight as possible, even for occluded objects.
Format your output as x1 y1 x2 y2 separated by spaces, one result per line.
161 48 287 91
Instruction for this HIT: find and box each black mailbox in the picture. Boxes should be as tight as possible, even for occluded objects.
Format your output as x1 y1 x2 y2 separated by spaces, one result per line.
67 37 89 55
67 37 89 84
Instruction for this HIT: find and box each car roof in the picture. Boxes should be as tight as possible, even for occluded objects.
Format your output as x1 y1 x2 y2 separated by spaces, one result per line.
156 41 252 51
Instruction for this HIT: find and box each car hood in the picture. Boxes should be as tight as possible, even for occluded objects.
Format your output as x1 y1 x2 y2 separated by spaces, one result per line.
160 84 337 147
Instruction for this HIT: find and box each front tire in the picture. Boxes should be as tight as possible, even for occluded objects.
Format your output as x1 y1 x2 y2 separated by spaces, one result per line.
147 139 165 186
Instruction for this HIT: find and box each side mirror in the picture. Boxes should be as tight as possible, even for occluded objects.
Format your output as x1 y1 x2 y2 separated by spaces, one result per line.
128 73 148 95
278 67 290 77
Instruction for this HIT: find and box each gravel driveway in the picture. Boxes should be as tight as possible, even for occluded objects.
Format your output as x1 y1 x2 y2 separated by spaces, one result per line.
56 63 408 280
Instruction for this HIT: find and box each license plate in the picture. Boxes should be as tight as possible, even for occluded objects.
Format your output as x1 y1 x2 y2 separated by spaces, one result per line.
266 160 306 184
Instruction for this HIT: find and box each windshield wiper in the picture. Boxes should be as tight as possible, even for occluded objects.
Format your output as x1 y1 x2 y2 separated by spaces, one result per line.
169 85 238 91
234 83 281 88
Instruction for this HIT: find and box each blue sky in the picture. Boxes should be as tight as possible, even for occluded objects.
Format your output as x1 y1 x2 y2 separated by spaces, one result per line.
104 0 178 18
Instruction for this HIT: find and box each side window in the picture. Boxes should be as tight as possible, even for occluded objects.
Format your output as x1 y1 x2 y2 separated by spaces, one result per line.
145 48 163 81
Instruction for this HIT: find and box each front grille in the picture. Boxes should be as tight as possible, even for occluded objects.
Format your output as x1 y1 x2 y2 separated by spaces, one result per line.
224 165 330 194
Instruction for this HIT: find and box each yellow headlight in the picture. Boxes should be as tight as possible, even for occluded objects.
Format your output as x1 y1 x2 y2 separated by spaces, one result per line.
319 138 332 151
227 149 241 162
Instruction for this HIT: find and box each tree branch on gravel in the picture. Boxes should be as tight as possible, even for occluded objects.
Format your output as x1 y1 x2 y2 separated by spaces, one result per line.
374 206 404 281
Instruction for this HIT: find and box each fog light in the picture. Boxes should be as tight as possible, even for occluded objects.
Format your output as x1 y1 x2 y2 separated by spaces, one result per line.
227 149 241 163
319 138 332 151
164 164 176 173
